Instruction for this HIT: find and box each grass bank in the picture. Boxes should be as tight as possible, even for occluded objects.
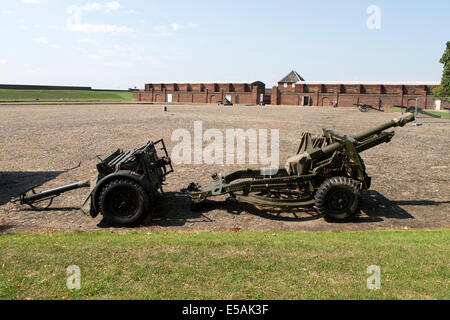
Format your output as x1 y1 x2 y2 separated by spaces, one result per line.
0 89 132 101
0 230 448 300
386 108 450 119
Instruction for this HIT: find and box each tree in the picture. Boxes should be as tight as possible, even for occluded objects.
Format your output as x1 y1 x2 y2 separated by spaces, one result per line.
434 41 450 98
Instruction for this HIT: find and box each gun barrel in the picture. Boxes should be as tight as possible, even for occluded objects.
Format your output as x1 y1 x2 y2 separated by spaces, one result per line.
19 180 90 205
312 113 415 159
354 112 414 141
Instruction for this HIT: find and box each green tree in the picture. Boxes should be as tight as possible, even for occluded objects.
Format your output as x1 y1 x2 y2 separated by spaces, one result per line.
434 41 450 98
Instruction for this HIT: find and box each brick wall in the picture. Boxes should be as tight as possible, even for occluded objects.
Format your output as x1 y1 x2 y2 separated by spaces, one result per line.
275 84 438 109
136 82 263 105
134 82 439 109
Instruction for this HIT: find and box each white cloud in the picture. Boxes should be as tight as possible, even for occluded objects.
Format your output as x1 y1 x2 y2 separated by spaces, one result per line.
152 32 174 37
82 1 120 12
152 23 199 34
171 23 184 31
47 25 61 30
22 0 40 4
66 3 133 33
78 38 99 46
82 3 103 11
36 36 49 44
0 59 6 65
153 25 165 31
1 10 14 14
81 43 162 68
68 23 133 33
35 36 61 49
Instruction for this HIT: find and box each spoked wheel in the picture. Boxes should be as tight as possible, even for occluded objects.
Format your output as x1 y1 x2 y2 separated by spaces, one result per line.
242 189 315 209
359 106 369 112
256 189 313 202
21 188 55 210
315 177 361 221
99 179 150 227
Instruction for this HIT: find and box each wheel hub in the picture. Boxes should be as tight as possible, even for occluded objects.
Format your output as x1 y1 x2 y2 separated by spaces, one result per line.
108 189 138 217
329 190 351 211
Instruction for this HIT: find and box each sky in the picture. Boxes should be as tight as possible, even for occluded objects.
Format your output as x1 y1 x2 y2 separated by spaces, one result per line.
0 0 448 89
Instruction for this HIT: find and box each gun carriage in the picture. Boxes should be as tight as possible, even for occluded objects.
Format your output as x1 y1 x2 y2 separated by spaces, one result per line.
354 104 384 113
186 113 415 221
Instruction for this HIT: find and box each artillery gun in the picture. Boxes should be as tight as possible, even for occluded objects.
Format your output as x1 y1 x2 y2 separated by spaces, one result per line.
394 105 442 119
354 103 384 113
394 105 442 126
185 113 415 222
11 140 173 227
218 98 233 106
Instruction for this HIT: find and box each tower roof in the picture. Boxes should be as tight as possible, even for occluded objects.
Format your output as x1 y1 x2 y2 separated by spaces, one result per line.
279 70 305 83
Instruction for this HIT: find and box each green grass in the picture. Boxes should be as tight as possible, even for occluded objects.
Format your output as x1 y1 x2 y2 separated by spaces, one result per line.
386 108 450 119
0 89 132 101
0 230 448 300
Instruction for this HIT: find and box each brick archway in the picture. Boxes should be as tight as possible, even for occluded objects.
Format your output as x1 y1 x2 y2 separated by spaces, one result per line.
322 97 331 107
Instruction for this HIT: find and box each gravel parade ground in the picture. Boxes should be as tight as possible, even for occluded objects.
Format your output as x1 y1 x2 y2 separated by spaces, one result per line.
1 103 448 233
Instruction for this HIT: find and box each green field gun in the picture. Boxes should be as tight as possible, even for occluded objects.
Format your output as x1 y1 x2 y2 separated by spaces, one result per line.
394 105 442 119
354 103 384 112
185 113 415 222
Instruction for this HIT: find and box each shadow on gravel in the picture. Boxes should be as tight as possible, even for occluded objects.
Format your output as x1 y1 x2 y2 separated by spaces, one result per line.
393 200 450 206
143 192 215 227
0 225 14 232
87 190 450 229
97 191 322 229
140 192 321 228
215 200 321 223
357 191 417 223
95 192 214 229
0 171 64 206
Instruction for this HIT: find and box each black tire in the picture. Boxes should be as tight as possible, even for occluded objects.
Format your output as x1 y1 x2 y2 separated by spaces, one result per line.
99 179 150 227
315 177 361 221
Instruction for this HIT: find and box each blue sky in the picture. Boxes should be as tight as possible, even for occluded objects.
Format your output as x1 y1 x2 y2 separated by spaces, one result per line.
0 0 448 89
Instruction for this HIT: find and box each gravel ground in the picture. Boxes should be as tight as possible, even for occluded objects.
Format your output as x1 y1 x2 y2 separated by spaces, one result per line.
0 103 449 233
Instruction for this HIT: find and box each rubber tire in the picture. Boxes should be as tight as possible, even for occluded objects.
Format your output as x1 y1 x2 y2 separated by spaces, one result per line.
315 177 361 222
99 179 150 227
